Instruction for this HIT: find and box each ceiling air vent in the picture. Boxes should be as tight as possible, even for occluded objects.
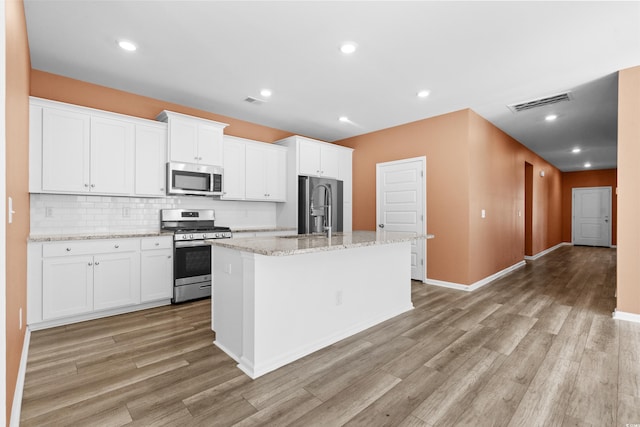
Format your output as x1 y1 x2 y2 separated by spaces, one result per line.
508 92 573 113
244 96 266 106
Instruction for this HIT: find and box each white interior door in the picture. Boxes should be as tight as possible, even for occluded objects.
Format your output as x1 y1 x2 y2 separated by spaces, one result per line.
376 157 426 281
572 186 612 247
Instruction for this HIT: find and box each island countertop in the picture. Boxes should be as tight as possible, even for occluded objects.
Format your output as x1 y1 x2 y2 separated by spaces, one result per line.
207 230 434 256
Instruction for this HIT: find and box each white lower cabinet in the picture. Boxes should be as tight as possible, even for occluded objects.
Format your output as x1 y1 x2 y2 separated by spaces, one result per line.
93 251 140 310
32 236 173 327
140 237 173 302
42 255 94 320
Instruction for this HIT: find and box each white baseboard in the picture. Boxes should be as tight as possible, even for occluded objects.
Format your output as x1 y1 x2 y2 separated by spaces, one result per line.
524 242 570 261
426 260 526 292
10 327 30 427
612 309 640 324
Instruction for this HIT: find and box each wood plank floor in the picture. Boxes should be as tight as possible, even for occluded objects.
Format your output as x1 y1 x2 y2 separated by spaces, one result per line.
20 245 640 426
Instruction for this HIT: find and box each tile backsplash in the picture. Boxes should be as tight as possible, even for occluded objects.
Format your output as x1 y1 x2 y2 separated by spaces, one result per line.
30 193 277 236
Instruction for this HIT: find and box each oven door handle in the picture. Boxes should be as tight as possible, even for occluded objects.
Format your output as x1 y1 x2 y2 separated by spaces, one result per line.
174 240 211 248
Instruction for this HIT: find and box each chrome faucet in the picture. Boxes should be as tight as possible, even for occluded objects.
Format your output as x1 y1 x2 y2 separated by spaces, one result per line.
310 183 332 238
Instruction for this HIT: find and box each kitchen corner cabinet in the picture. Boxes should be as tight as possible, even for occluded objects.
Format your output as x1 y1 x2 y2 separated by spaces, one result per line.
222 135 287 202
28 236 173 329
157 110 228 166
30 97 169 198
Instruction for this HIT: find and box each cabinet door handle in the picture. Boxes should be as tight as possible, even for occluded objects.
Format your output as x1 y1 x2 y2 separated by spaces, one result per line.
160 188 165 192
155 242 160 246
90 184 95 188
114 244 120 249
95 261 100 266
84 184 89 188
378 224 385 229
66 248 71 252
88 262 92 266
167 255 172 259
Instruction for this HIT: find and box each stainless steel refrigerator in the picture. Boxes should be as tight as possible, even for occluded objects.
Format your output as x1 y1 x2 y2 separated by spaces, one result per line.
298 175 343 234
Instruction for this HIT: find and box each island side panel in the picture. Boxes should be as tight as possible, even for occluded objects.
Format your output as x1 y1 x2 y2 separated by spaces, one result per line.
247 241 413 378
212 246 245 362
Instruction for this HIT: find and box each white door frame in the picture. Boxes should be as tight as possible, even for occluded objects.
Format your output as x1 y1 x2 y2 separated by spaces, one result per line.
571 186 612 247
376 156 427 282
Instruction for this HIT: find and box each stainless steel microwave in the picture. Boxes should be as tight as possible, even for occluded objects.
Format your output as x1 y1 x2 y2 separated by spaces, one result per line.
167 162 223 196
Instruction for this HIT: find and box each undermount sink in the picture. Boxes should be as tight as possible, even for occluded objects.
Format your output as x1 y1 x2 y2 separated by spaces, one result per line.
279 233 343 239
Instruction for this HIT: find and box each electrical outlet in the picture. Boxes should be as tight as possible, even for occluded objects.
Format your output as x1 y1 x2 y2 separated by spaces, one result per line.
45 207 54 217
481 209 486 219
123 207 130 218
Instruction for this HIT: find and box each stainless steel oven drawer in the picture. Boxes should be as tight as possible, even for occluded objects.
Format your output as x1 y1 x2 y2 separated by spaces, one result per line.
173 281 211 303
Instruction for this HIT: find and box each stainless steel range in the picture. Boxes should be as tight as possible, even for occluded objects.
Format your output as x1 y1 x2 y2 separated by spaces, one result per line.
160 209 232 303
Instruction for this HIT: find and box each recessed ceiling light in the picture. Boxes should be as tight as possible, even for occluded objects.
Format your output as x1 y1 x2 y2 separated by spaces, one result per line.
260 89 272 98
417 90 431 98
545 114 558 122
338 116 350 123
584 162 592 168
572 147 581 153
340 42 357 54
118 40 137 52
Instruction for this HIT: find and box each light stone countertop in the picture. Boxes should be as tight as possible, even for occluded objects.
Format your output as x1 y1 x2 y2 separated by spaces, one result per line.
207 230 435 256
28 231 174 242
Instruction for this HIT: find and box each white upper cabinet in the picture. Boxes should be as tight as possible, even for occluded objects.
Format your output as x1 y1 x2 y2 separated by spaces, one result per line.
90 116 135 195
245 143 287 201
157 110 228 166
222 136 246 200
41 107 91 193
135 123 167 196
40 108 135 195
222 135 287 202
30 97 168 198
298 139 340 179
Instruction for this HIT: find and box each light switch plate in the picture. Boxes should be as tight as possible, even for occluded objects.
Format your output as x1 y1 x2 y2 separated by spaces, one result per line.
8 196 14 224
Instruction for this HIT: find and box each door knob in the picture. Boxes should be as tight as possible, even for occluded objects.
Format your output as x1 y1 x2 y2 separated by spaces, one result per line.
378 224 384 228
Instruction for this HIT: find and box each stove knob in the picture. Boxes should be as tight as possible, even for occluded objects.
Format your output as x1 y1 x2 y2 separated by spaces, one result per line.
202 234 207 240
189 234 194 239
182 234 188 240
217 233 223 238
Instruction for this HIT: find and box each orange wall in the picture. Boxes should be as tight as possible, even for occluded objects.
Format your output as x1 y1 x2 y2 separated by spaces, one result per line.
5 0 30 422
338 110 472 284
467 111 562 284
338 109 562 286
30 70 294 143
617 65 640 315
561 169 618 245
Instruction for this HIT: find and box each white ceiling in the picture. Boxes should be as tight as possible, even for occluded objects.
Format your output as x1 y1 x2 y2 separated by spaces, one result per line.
24 1 640 171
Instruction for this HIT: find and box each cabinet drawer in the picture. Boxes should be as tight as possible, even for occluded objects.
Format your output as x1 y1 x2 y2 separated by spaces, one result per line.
141 236 173 251
43 239 139 257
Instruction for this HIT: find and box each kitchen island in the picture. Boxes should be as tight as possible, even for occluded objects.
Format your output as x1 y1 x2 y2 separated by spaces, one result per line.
208 230 432 379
